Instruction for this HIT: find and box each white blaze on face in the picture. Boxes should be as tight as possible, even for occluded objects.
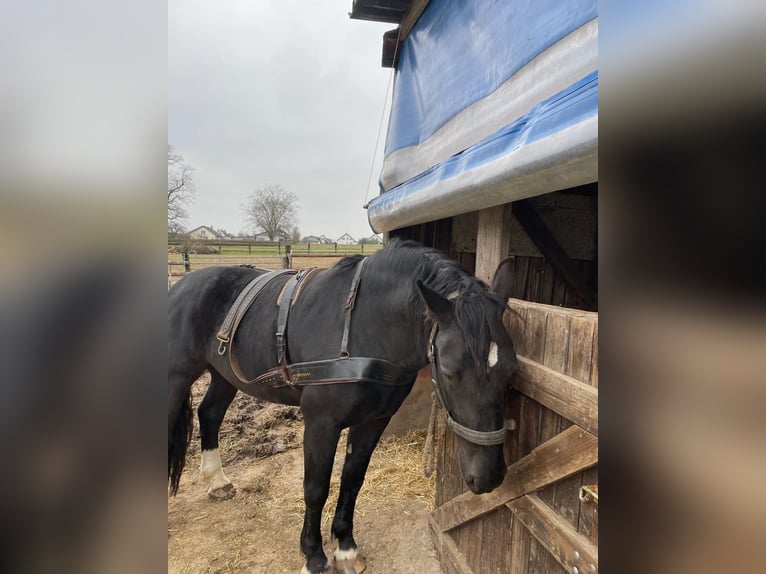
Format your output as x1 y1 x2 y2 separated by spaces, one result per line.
487 342 499 369
200 449 231 489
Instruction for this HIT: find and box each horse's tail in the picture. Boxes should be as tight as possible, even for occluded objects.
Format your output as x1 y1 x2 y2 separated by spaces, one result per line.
168 390 193 496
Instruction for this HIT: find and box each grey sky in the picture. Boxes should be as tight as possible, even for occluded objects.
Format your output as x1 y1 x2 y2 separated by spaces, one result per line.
169 1 393 241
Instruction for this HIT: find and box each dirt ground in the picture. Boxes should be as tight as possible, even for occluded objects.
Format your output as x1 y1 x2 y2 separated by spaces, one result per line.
168 374 444 573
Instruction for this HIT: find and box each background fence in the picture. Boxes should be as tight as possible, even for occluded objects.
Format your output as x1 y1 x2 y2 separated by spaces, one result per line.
168 240 383 287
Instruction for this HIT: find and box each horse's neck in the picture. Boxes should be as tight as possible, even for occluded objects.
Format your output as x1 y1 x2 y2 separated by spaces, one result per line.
351 275 430 371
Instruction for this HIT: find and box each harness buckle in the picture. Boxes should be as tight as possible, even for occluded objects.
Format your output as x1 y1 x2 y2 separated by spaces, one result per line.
217 335 229 355
276 332 285 363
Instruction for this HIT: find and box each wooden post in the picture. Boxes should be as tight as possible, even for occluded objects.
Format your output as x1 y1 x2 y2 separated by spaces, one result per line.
475 205 511 286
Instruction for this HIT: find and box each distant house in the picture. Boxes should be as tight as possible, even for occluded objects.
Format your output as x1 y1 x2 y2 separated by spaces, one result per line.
318 235 334 244
301 235 323 244
361 234 382 244
336 233 356 245
188 225 219 240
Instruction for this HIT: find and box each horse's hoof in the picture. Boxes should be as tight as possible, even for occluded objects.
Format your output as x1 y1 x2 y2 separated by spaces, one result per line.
333 556 365 574
207 482 235 500
300 563 330 574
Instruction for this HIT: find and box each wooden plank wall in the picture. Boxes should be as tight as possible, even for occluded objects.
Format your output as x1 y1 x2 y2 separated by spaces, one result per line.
508 256 597 311
432 299 598 574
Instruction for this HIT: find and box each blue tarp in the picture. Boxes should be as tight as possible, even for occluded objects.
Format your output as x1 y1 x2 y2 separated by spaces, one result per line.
372 71 597 214
367 0 599 232
385 0 597 155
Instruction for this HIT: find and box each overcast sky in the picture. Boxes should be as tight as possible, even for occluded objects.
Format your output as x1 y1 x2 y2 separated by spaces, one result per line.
169 1 394 240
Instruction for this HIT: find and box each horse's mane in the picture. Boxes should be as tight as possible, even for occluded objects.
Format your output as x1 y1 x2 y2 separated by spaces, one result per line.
365 238 506 374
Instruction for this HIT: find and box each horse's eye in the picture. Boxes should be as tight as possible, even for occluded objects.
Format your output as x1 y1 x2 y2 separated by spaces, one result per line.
440 366 458 379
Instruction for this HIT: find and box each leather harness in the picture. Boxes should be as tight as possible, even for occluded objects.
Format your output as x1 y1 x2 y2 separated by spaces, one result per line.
216 258 416 391
215 259 512 446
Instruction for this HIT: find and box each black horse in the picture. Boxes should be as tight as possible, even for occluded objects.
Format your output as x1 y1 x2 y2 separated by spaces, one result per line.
168 238 518 574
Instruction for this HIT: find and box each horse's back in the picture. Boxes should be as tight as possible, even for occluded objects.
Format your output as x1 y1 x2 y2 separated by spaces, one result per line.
168 266 265 367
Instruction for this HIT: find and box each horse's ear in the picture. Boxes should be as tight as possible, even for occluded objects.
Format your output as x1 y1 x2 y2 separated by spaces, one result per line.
416 280 454 322
491 256 515 307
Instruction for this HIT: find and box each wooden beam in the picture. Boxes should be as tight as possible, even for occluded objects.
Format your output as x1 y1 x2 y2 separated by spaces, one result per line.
400 0 431 38
475 205 510 286
507 494 599 574
431 425 598 532
379 0 431 67
513 356 599 436
512 199 597 308
428 515 476 574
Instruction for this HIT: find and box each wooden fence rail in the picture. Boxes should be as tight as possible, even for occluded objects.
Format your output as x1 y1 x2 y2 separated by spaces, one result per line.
168 251 366 287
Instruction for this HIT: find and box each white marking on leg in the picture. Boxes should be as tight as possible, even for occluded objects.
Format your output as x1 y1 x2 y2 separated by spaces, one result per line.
300 566 311 574
347 443 353 455
200 449 231 490
334 547 358 562
487 342 499 368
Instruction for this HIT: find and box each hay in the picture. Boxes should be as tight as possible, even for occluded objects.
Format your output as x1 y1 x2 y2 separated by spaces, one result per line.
356 430 436 512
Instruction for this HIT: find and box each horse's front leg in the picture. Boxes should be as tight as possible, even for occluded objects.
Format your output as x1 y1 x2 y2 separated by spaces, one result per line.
301 416 342 574
198 370 237 499
331 417 390 574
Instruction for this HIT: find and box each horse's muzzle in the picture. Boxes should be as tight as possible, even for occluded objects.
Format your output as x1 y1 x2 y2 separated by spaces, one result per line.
464 462 506 494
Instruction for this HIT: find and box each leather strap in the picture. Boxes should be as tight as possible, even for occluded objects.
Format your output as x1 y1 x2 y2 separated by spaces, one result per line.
245 357 416 389
340 257 368 358
216 269 295 356
275 268 314 365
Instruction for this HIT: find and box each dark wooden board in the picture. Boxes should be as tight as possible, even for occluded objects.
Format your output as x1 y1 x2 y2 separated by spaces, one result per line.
508 494 598 574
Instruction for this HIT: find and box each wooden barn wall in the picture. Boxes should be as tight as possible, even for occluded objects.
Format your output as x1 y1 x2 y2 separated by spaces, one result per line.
388 184 597 311
430 300 598 574
386 184 598 573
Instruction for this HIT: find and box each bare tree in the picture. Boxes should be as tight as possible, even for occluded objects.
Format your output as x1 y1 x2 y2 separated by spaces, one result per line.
168 146 194 234
241 184 299 241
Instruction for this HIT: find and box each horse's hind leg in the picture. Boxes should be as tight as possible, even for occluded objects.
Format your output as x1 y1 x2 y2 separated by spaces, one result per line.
198 368 238 500
330 417 390 574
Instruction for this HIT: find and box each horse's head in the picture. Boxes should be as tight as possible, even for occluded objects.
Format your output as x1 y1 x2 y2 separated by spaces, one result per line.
416 259 517 494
